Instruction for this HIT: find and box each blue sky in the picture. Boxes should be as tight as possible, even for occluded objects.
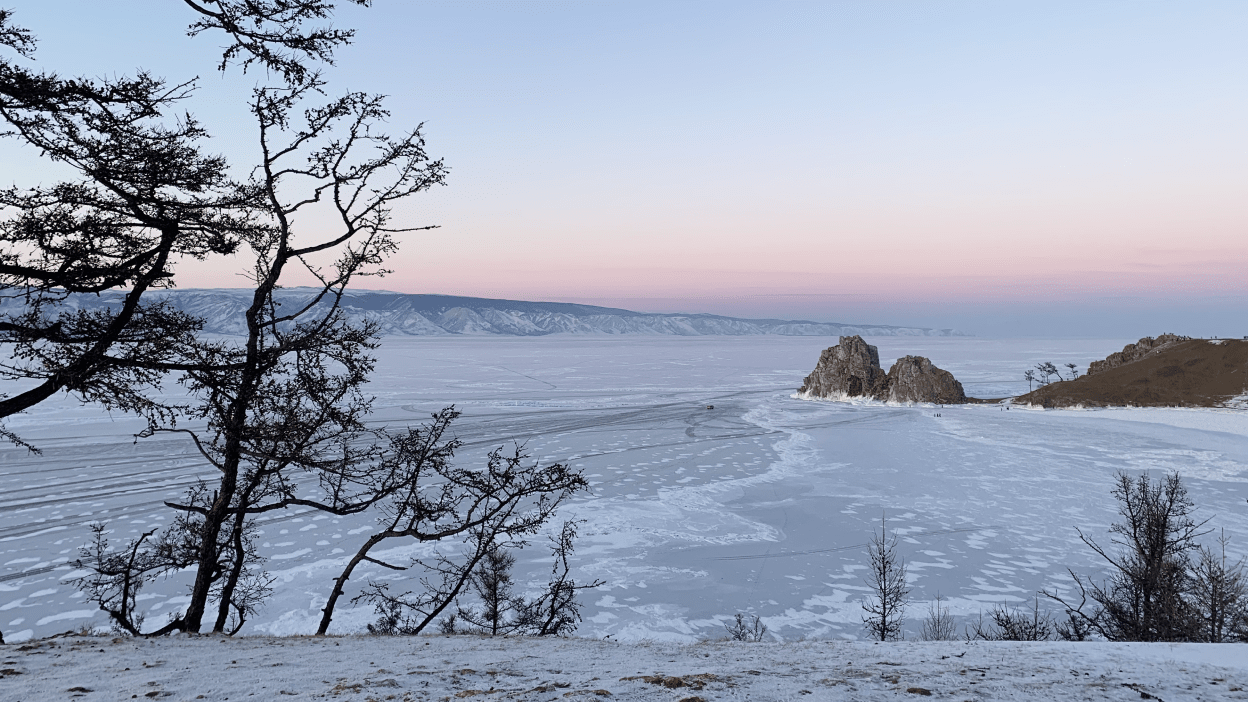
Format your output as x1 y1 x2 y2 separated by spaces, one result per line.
3 2 1246 336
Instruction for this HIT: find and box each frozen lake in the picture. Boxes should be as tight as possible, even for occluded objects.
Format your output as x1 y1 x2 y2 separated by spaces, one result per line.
3 335 1247 642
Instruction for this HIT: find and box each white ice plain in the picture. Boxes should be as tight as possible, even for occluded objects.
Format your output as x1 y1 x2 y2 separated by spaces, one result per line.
2 335 1247 651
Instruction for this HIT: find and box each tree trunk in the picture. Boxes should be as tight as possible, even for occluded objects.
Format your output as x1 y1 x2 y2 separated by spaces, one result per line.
317 532 390 635
214 501 252 632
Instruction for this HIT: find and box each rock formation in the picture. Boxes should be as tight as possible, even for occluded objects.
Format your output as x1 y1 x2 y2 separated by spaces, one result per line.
798 336 966 404
798 335 888 398
1087 333 1189 375
885 355 967 404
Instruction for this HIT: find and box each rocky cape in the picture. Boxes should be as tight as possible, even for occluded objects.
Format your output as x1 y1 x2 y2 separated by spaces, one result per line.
3 289 966 338
1017 334 1248 408
797 335 967 404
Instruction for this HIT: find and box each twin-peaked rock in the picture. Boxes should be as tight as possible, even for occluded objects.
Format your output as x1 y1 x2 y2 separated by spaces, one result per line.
798 336 966 404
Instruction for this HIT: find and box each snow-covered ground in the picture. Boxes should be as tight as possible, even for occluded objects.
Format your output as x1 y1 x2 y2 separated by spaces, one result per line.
4 633 1248 701
2 336 1247 646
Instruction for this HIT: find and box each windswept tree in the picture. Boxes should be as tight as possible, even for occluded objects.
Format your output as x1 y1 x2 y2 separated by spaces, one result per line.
1033 362 1063 385
0 9 261 448
164 67 447 634
20 1 590 640
0 1 378 447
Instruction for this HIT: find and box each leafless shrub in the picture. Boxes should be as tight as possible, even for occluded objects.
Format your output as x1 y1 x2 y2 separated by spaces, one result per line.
965 596 1053 641
920 594 957 641
437 613 458 635
724 613 768 642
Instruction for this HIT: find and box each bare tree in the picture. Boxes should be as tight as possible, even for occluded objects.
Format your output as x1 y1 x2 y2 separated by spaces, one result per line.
182 0 370 88
1065 363 1080 380
1190 530 1248 642
1045 472 1208 642
724 613 768 642
55 1 455 636
862 514 908 641
1023 370 1036 392
121 71 449 634
920 594 957 641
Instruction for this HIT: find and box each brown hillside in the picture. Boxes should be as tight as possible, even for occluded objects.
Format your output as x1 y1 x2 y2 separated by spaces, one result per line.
1015 338 1248 408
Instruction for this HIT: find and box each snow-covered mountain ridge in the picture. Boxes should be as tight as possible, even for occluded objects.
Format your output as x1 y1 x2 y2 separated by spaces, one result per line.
20 288 965 337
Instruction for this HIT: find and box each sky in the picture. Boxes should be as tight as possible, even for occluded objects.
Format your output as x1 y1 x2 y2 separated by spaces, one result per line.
2 1 1246 336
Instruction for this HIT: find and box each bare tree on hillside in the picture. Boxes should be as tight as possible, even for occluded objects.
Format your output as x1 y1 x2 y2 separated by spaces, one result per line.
862 514 909 641
1034 362 1063 385
1024 370 1036 392
22 1 587 641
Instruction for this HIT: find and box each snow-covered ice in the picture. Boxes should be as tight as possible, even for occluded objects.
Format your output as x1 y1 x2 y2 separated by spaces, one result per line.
2 336 1247 645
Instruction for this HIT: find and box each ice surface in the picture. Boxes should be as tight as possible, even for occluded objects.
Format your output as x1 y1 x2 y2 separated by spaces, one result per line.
2 336 1246 643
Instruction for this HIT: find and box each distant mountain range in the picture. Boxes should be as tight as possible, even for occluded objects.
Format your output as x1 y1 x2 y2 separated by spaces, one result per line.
13 289 966 337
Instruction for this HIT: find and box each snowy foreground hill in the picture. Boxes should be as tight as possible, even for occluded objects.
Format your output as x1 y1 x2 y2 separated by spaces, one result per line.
6 634 1248 701
3 288 964 337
